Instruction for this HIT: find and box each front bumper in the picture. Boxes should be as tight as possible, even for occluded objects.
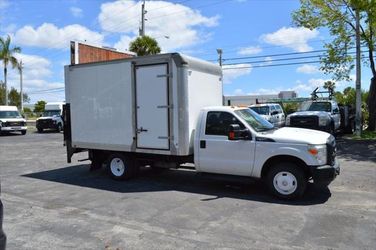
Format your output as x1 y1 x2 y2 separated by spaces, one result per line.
0 126 27 132
310 160 340 186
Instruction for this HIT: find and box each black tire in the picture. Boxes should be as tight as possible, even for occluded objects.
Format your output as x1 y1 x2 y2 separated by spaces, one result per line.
56 123 62 133
266 162 307 200
37 128 43 133
107 153 135 180
21 130 27 135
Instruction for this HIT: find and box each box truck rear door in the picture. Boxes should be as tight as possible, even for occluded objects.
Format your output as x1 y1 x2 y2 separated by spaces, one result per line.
136 64 169 150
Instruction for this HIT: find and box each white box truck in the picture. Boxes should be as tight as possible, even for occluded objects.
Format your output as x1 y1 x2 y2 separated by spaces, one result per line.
64 53 340 199
36 102 64 133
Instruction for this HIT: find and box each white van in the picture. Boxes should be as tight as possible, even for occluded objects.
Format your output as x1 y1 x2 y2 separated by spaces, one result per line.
249 103 285 127
0 106 27 135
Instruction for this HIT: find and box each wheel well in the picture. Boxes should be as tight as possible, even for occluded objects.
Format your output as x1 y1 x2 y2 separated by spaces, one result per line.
261 155 309 179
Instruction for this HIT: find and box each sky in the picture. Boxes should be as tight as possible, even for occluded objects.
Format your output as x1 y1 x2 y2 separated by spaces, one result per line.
0 0 372 103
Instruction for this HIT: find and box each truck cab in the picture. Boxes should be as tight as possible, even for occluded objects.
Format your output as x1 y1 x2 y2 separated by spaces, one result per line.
0 106 27 135
36 102 64 133
194 106 339 199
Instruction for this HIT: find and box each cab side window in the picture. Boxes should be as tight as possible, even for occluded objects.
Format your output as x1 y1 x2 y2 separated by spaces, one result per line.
205 111 245 136
270 105 276 114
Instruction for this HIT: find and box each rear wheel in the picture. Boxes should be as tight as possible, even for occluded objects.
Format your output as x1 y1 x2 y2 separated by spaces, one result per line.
21 130 27 135
37 128 43 133
266 163 307 200
107 153 135 180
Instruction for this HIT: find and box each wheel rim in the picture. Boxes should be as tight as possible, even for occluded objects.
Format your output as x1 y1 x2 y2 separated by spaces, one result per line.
110 157 126 177
273 171 298 195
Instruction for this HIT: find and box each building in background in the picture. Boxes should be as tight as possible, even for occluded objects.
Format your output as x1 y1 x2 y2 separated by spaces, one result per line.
278 91 297 99
225 91 298 106
70 41 135 65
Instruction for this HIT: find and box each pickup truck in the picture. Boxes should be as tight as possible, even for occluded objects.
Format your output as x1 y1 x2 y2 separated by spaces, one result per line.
285 100 341 134
85 106 340 200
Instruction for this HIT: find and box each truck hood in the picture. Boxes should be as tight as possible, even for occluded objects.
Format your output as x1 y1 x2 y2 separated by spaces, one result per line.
258 127 330 145
288 111 330 118
0 118 26 123
37 116 58 121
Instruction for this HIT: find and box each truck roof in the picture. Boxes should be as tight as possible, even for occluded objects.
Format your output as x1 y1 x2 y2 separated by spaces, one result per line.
0 105 18 111
201 106 248 112
67 53 222 76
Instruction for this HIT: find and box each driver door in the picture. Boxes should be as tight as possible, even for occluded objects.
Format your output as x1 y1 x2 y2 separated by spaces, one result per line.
197 111 255 176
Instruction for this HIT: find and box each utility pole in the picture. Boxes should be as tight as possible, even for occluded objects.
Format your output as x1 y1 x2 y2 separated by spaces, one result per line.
217 48 224 105
216 48 223 66
355 8 362 136
19 60 24 111
139 0 146 36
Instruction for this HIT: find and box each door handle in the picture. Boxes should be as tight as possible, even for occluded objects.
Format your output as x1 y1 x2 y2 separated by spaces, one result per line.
200 140 206 148
137 127 148 133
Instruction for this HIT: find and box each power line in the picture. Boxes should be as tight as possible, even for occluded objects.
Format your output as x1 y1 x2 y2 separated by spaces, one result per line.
222 60 322 70
222 50 368 66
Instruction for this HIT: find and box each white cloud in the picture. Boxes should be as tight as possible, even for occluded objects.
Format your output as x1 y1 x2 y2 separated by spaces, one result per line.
0 0 9 9
234 88 245 95
99 0 219 51
113 35 136 51
262 27 319 52
237 46 262 55
296 64 319 74
70 7 83 18
7 57 66 102
261 56 273 66
13 23 104 49
222 64 252 84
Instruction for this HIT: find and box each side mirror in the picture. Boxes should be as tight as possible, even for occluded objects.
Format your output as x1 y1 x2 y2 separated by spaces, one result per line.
39 114 42 117
333 108 339 114
271 111 278 115
228 124 250 141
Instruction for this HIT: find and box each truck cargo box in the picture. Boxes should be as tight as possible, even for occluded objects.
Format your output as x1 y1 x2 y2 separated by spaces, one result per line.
65 53 222 157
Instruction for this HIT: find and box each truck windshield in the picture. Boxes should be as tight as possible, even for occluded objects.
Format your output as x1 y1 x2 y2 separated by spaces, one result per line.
300 101 331 112
43 110 61 117
0 111 22 118
235 109 274 132
249 106 269 115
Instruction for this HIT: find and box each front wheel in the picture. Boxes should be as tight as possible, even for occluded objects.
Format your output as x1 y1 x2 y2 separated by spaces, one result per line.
107 153 135 180
266 163 307 200
56 123 62 133
21 130 27 135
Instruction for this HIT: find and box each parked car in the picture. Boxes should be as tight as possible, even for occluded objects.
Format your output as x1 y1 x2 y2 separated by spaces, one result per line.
0 105 27 135
249 103 285 127
36 102 64 133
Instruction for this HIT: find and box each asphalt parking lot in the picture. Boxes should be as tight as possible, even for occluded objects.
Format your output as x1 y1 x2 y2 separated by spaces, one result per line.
0 131 375 249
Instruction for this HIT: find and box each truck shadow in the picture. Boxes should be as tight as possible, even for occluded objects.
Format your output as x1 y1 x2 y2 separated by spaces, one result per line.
23 164 331 206
336 137 376 163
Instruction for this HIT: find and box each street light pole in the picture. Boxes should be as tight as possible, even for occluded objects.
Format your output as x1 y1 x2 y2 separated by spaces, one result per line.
355 8 362 136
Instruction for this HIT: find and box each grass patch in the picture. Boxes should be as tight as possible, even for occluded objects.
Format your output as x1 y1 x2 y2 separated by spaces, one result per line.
346 130 376 140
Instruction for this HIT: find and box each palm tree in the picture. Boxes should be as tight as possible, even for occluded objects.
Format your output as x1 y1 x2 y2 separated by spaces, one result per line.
0 35 21 105
129 35 161 56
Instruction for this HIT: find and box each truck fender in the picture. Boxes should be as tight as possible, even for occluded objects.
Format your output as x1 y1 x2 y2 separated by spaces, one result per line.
252 146 312 178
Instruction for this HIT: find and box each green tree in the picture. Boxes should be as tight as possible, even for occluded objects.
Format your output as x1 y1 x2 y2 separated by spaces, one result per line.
292 0 376 131
0 35 21 105
0 84 29 108
34 100 46 113
129 36 161 56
